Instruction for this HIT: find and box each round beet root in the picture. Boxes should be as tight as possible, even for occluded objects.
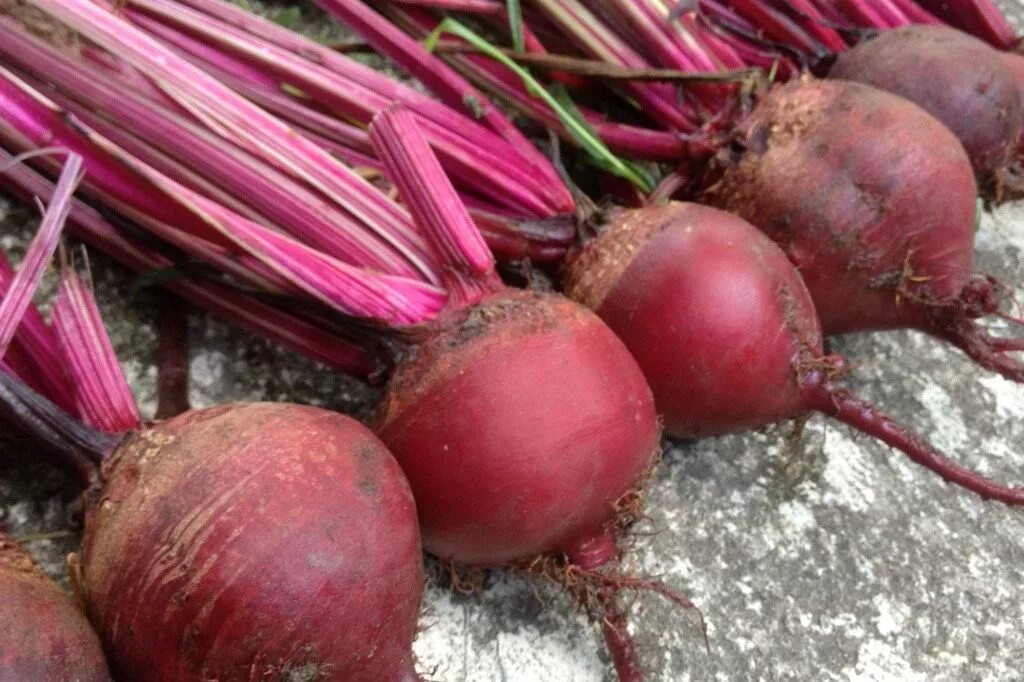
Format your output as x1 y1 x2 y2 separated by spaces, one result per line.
377 289 659 566
564 201 1024 505
566 202 820 438
76 403 423 681
830 25 1022 187
1 532 109 681
705 78 1024 382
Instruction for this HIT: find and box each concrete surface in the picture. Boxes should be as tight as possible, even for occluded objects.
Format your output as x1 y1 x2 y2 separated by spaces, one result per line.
2 3 1024 681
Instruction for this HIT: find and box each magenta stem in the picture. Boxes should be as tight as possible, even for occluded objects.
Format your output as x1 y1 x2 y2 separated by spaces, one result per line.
152 0 573 215
155 293 191 420
0 146 377 375
0 253 76 412
804 373 1024 505
913 0 1016 48
0 21 424 276
29 0 440 283
370 106 502 308
391 5 690 160
311 0 569 197
0 153 82 357
52 265 143 434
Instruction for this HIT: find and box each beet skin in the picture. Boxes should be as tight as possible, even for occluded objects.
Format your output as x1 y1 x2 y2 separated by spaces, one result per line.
77 402 423 681
1 532 110 681
565 202 820 438
704 78 1024 381
830 25 1022 185
707 78 976 335
377 289 659 566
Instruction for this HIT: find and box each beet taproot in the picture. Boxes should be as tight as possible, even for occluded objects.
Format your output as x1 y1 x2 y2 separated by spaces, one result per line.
829 24 1022 189
703 78 1024 382
565 201 1024 504
0 372 426 682
378 288 659 567
0 530 110 681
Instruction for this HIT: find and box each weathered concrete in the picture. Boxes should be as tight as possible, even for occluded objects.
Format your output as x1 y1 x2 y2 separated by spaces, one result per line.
3 3 1024 679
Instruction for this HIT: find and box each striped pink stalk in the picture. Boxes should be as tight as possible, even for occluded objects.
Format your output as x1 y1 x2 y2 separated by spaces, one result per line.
0 252 76 410
724 0 831 54
0 145 376 374
774 0 848 49
370 105 501 307
311 0 569 200
106 4 566 219
390 0 504 13
0 153 82 358
913 0 1015 46
0 74 296 294
0 60 445 325
530 0 699 130
173 0 562 186
0 21 422 275
892 0 941 24
52 265 141 433
391 5 690 160
28 0 439 283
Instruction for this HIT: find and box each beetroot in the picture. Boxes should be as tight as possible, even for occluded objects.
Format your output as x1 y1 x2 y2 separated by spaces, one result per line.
0 373 425 681
829 25 1022 189
0 530 110 681
378 289 658 566
565 201 1024 504
703 78 1024 383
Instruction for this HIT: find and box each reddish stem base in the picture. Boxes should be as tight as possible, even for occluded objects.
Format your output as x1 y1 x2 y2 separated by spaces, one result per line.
804 373 1024 505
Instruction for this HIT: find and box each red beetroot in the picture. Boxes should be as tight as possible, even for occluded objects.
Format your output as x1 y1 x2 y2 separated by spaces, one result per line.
378 289 658 566
0 378 426 681
703 78 1024 383
564 201 1024 504
0 530 110 681
829 25 1023 189
366 107 669 682
72 402 423 681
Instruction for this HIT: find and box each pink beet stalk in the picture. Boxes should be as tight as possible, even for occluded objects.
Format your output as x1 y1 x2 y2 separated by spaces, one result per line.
0 21 422 274
311 0 570 197
52 264 142 433
142 0 572 215
0 147 375 374
531 0 699 129
0 153 82 357
0 63 445 325
28 0 439 283
913 0 1016 47
0 252 75 411
370 105 502 307
394 6 689 159
120 2 565 218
